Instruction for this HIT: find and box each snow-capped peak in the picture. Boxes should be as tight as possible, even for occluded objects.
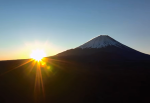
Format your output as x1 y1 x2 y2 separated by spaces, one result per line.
77 35 123 49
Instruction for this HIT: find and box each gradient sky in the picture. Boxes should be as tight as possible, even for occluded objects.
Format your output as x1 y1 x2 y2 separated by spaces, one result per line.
0 0 150 60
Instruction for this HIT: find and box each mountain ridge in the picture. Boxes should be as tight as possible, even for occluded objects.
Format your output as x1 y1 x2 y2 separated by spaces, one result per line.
55 35 150 61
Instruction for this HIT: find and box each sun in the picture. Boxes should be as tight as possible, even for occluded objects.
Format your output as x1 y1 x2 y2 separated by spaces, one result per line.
30 49 46 61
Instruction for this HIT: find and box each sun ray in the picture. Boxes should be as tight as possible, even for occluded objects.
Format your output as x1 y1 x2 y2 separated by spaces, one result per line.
45 58 76 71
0 59 33 76
34 61 45 102
26 60 37 75
45 58 74 64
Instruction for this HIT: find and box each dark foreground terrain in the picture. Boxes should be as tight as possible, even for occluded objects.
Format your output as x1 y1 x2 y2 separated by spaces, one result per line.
0 58 149 103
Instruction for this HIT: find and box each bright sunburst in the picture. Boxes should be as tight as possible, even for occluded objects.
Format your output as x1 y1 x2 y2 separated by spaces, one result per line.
30 49 46 61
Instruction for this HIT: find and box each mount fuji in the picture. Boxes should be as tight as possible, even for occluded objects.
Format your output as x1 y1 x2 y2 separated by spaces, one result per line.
55 35 150 62
77 35 125 49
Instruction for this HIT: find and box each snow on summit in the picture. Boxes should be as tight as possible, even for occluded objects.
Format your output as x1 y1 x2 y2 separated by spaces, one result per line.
77 35 123 49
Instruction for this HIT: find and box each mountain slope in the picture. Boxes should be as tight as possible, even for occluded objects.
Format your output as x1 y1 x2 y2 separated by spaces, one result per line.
55 35 150 61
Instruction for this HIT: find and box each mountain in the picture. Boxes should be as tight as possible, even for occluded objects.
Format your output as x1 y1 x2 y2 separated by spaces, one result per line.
55 35 150 62
77 35 126 49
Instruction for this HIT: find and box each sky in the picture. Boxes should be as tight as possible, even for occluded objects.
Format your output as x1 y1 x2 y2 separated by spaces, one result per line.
0 0 150 60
